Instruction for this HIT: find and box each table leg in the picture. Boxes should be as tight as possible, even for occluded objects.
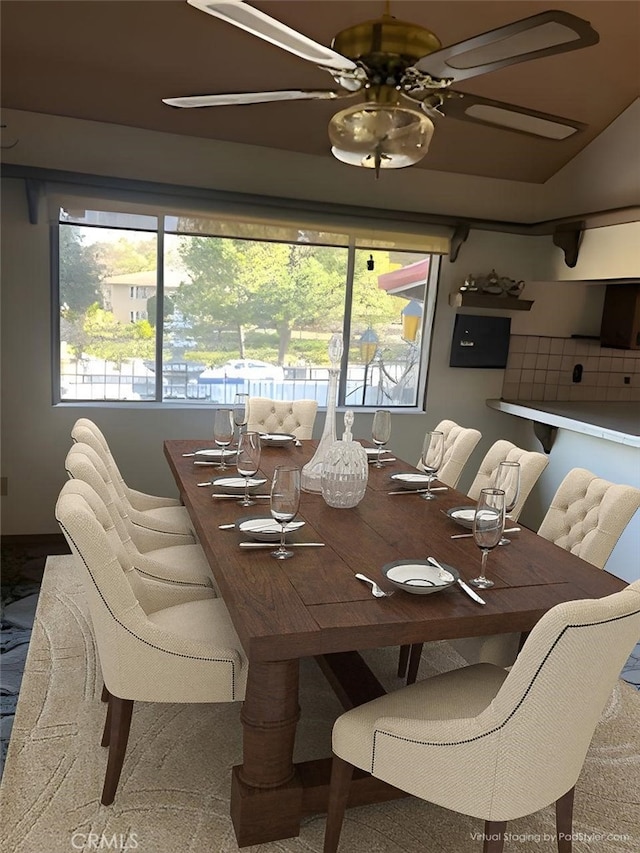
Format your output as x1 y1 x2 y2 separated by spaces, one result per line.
231 658 302 845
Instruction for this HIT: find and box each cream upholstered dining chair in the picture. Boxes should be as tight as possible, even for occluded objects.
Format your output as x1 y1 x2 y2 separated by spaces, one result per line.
467 439 549 520
428 467 640 679
246 397 318 439
324 580 640 853
416 419 481 489
71 418 194 537
65 444 216 591
55 480 248 806
401 464 640 683
537 467 640 568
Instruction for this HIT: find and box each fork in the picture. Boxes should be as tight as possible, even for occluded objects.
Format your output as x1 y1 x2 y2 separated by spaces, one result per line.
355 573 393 597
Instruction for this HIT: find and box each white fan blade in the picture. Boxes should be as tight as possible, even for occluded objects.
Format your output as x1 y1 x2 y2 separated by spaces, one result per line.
433 90 586 140
187 0 357 71
414 10 598 82
163 89 344 108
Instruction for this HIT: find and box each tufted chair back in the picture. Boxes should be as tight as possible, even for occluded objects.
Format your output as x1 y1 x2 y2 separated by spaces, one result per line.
467 440 549 521
246 397 318 439
417 419 481 488
537 467 640 569
71 418 193 534
71 417 182 512
65 444 215 592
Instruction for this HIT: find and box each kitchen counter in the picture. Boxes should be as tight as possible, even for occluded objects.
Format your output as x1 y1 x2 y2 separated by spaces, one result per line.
486 399 640 448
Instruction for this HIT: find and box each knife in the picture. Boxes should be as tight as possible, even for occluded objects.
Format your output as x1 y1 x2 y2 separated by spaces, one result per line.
369 457 396 464
456 578 486 605
387 486 448 495
239 542 325 548
212 494 270 499
451 527 521 539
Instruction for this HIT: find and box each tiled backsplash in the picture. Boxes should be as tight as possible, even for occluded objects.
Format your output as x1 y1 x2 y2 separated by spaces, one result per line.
502 336 640 402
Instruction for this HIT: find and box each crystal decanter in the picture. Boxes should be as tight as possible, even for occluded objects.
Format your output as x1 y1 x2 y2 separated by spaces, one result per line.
301 333 343 493
321 410 369 508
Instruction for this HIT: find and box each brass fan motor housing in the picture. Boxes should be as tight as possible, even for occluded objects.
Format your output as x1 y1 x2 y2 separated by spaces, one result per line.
332 14 441 67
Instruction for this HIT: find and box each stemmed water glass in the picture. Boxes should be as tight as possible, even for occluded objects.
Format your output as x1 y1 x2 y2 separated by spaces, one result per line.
213 409 234 471
236 431 261 507
493 461 521 545
470 488 506 589
233 393 249 444
371 410 391 468
420 430 444 500
270 465 301 560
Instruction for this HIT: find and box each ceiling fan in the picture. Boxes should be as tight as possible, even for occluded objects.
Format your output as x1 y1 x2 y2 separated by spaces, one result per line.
163 0 599 176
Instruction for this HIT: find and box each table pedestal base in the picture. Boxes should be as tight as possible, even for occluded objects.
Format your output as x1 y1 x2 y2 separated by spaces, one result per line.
230 651 406 847
231 758 407 847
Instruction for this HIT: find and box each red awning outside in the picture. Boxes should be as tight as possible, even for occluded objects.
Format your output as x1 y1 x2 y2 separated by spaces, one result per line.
377 258 430 299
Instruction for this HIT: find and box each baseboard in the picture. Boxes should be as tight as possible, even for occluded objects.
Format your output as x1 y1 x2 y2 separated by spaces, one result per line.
1 533 70 552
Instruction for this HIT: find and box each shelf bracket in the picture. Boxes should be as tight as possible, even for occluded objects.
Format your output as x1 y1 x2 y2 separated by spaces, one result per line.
25 178 44 225
532 420 557 454
552 220 585 268
449 222 470 263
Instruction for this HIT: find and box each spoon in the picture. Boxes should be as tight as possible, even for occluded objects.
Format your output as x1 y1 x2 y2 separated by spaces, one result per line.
355 573 393 597
425 556 455 583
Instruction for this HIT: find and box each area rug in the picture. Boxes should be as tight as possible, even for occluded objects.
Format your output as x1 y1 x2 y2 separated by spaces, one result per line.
1 556 638 853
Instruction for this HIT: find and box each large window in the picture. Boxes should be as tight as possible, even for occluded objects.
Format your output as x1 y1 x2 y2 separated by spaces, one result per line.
55 204 442 408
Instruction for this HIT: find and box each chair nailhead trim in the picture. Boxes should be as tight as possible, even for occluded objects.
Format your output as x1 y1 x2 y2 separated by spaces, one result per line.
58 521 240 699
370 609 640 773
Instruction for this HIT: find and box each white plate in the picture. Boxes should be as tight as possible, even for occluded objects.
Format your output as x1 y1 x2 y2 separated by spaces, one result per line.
236 516 306 542
382 560 459 595
389 472 432 490
446 506 477 529
364 447 391 458
260 433 296 446
194 448 237 459
211 476 267 494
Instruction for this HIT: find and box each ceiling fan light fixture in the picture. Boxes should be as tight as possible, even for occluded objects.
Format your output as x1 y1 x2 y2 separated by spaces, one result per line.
328 102 434 170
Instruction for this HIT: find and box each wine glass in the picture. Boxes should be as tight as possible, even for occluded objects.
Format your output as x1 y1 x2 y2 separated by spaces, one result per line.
236 431 262 507
371 410 391 468
470 488 506 589
420 430 444 500
270 465 301 560
493 461 521 545
233 393 249 443
213 409 234 471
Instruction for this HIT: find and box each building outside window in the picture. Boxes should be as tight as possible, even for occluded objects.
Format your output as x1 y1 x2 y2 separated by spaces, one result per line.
55 203 444 406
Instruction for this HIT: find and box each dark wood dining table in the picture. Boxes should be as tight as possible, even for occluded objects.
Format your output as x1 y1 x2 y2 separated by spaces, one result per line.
164 438 625 847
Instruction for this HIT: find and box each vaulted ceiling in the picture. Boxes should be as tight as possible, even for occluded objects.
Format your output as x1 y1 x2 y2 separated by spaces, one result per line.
2 1 639 183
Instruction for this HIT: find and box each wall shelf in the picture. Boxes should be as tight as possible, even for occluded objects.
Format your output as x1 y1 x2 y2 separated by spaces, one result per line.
449 292 534 311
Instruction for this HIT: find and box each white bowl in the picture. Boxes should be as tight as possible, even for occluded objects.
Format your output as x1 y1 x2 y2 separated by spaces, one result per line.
382 560 459 595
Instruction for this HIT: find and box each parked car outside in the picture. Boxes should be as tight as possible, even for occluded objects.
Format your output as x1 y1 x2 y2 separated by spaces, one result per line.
199 359 285 382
